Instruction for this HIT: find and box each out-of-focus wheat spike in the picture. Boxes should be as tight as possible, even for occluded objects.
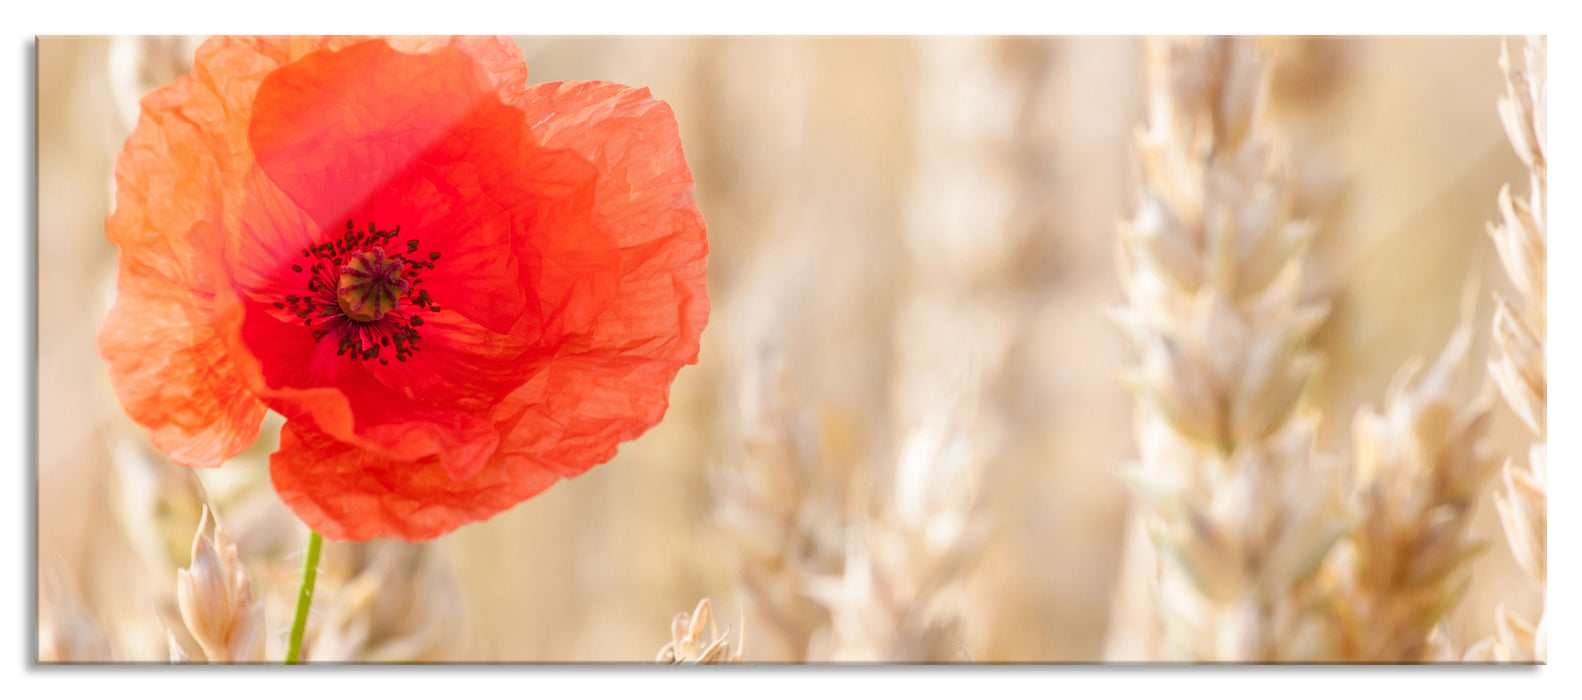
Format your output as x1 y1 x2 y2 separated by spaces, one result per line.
1330 327 1498 661
38 558 113 662
1488 35 1547 436
1494 603 1538 658
1113 36 1346 661
1257 37 1351 259
710 344 845 661
108 441 204 585
1533 607 1547 660
656 598 744 664
707 154 853 662
1494 446 1547 585
1489 297 1546 436
308 541 465 662
166 628 193 664
1462 603 1542 663
806 386 992 663
797 37 1024 663
1473 35 1548 664
175 507 266 663
1423 624 1467 662
1462 641 1496 662
1496 38 1547 178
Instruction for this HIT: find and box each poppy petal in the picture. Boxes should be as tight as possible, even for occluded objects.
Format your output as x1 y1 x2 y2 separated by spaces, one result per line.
224 42 613 480
98 39 281 468
519 81 709 360
104 36 709 541
494 81 709 476
98 268 266 468
271 421 558 541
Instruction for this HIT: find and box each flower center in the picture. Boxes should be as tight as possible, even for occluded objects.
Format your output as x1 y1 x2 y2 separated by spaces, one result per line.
276 220 442 365
336 247 408 322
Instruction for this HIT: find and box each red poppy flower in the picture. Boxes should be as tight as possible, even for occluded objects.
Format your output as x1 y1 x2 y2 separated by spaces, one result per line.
99 36 708 541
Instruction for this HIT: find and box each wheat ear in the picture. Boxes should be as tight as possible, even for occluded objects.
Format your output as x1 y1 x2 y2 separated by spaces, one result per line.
796 37 1027 663
1114 36 1347 661
39 557 113 662
802 389 989 663
1473 35 1547 663
173 506 266 663
656 598 744 664
1329 326 1497 661
711 342 847 661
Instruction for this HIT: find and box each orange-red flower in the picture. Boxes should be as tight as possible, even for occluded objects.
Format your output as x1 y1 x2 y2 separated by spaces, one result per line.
100 36 708 541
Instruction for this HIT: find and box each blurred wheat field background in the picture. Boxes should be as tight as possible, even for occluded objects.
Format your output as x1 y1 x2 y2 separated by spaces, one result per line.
36 35 1541 662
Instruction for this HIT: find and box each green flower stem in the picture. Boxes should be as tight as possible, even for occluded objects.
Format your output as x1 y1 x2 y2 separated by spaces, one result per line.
284 530 323 664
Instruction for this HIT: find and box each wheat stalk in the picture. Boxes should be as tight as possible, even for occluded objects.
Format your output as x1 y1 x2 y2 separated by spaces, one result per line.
1328 327 1497 661
1467 35 1548 664
655 598 744 664
1113 36 1348 661
172 506 266 663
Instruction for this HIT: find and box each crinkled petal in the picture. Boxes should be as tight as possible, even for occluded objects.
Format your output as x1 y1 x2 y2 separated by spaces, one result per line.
267 79 708 539
500 81 710 474
98 263 265 468
100 35 527 471
107 35 708 542
271 421 558 541
98 39 281 467
224 40 610 480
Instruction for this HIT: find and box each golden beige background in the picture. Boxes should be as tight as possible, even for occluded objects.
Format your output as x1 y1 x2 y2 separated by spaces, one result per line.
37 36 1537 662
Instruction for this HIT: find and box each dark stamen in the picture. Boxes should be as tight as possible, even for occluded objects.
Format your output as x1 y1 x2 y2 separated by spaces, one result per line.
274 220 439 365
